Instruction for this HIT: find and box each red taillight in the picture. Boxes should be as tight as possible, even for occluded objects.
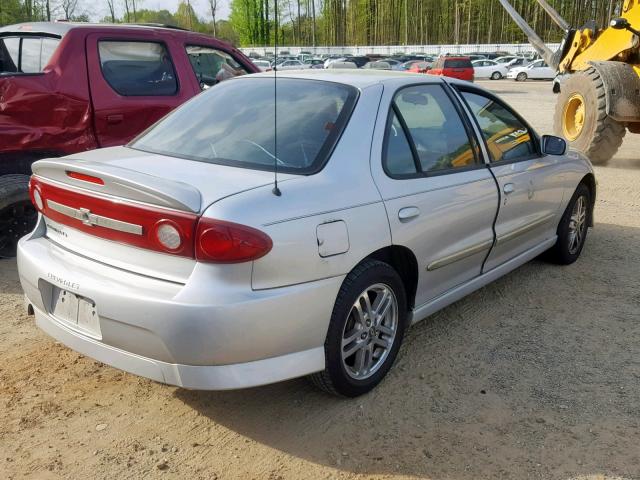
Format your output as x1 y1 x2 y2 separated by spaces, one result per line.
30 176 272 263
66 171 105 185
196 218 272 263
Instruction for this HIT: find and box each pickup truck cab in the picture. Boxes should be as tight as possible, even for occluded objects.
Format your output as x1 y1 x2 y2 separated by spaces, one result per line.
0 22 258 257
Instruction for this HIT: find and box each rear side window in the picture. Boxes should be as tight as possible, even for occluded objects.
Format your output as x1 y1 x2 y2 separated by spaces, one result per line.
130 78 358 174
0 36 60 74
185 45 247 90
384 85 478 176
461 91 536 163
444 59 472 69
98 41 177 96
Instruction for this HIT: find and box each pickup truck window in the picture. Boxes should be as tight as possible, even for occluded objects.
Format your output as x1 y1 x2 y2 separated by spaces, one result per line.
98 41 177 96
0 36 60 74
185 45 247 90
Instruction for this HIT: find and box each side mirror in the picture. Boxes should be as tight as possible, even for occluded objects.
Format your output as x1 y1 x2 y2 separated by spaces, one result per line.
541 135 567 156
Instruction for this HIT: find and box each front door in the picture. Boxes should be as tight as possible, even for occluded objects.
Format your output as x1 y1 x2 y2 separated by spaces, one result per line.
457 88 566 271
86 32 197 148
371 83 499 307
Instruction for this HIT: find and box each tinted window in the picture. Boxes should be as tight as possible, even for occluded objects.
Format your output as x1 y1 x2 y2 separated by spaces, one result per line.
384 111 418 176
98 41 177 96
0 36 59 74
186 45 247 90
444 59 472 68
131 78 358 174
392 85 478 173
461 91 536 163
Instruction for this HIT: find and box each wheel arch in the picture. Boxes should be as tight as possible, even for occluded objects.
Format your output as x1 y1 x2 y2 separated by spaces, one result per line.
363 245 419 311
0 150 63 177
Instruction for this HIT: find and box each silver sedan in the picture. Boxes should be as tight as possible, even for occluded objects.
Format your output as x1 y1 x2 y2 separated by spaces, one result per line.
18 71 595 397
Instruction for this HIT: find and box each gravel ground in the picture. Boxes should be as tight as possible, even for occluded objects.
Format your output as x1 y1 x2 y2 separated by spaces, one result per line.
1 80 639 480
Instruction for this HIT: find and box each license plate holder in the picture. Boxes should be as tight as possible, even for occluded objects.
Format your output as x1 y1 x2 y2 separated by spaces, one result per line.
50 287 101 338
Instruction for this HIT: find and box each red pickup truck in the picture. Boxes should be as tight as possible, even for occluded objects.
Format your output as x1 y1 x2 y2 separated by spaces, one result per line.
0 22 258 256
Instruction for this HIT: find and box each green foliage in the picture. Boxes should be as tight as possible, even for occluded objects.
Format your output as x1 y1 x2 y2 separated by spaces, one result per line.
0 0 626 48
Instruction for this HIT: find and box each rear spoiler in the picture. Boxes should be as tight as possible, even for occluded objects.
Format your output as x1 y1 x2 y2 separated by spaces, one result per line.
32 158 202 213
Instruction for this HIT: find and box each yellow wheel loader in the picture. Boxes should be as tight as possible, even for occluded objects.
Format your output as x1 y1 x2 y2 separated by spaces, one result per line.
499 0 640 165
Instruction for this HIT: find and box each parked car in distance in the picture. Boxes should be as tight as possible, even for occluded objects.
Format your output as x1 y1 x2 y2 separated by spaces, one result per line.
472 59 509 80
0 21 258 258
406 61 432 74
274 59 311 70
327 61 358 69
304 58 325 67
503 57 530 69
507 59 556 81
344 56 371 68
18 71 595 397
253 59 272 71
363 61 392 70
428 56 474 82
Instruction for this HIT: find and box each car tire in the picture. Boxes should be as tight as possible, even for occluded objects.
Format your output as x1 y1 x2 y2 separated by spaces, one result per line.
491 71 502 80
547 183 591 265
553 68 626 165
310 259 408 397
516 72 527 82
0 174 37 258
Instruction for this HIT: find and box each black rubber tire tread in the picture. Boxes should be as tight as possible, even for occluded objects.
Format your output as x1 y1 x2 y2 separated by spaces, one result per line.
547 182 591 265
310 259 407 397
491 71 502 80
516 72 527 82
0 174 32 258
553 68 626 165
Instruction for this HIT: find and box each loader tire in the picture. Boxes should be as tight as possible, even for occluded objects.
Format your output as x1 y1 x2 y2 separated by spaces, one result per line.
554 68 626 165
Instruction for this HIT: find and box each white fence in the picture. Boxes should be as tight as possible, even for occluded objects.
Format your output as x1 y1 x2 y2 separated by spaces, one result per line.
240 43 561 57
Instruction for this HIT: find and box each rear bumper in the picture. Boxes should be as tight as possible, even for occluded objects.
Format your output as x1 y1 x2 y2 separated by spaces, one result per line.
18 234 343 390
32 302 324 389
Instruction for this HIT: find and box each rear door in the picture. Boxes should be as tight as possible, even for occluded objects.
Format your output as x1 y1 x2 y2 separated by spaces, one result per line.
86 32 197 148
371 82 499 306
457 87 566 271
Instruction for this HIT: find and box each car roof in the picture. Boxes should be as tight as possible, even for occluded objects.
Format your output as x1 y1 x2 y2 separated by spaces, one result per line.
240 69 448 89
0 21 204 39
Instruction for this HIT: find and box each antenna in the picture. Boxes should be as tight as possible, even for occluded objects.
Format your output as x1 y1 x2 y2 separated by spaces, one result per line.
272 0 282 197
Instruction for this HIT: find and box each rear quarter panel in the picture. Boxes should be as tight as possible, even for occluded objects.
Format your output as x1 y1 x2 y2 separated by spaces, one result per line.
200 84 392 290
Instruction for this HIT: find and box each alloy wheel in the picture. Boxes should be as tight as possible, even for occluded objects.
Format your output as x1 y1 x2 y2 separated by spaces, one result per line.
568 195 587 255
341 283 398 380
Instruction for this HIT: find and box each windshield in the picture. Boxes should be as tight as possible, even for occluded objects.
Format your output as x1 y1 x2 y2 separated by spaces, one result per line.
131 77 358 174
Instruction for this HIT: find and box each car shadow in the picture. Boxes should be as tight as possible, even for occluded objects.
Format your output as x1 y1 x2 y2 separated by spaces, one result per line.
175 223 640 479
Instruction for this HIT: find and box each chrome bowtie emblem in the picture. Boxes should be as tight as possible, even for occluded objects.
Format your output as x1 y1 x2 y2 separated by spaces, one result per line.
47 200 143 235
78 207 93 226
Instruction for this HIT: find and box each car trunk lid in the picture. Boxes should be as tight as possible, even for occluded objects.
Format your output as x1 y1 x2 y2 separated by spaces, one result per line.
30 146 292 283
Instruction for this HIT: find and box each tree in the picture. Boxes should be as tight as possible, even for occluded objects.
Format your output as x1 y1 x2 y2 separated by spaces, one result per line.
209 0 218 36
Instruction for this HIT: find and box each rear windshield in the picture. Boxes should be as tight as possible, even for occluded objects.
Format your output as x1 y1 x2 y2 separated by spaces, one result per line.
444 59 472 69
0 36 60 74
130 77 358 174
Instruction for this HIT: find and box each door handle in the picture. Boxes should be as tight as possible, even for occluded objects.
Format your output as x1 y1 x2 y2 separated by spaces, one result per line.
107 114 124 125
398 207 420 222
503 183 515 195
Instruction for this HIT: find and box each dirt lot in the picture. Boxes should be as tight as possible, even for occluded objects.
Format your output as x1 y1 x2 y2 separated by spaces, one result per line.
1 80 639 480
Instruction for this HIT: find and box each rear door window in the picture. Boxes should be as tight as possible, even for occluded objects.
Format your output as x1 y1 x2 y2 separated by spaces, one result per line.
0 36 60 74
185 45 247 90
98 41 177 96
384 85 479 176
